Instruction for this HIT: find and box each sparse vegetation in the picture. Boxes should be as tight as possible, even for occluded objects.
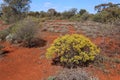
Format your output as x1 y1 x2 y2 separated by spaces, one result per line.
0 28 10 41
48 69 99 80
0 17 47 48
10 17 41 47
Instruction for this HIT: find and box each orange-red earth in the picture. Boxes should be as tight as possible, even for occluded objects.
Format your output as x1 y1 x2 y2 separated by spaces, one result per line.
0 20 120 80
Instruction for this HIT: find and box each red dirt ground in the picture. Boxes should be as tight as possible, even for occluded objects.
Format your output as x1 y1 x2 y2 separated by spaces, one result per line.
0 42 61 80
0 20 120 80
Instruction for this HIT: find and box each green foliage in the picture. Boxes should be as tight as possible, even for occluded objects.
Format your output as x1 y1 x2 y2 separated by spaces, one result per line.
62 8 77 19
48 76 55 80
69 12 93 21
0 16 45 47
94 2 120 23
93 11 109 23
80 12 90 21
79 9 87 15
0 28 10 41
10 17 39 47
47 8 57 17
0 0 31 23
46 34 100 67
2 0 31 12
93 7 120 23
10 16 38 32
69 14 81 21
95 2 120 12
27 11 40 18
1 6 21 23
39 11 48 18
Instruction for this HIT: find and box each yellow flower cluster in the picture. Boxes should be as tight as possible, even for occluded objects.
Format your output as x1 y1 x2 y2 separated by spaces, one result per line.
46 34 100 64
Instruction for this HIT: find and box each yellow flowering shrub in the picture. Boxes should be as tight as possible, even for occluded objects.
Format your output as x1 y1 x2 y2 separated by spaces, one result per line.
46 34 100 66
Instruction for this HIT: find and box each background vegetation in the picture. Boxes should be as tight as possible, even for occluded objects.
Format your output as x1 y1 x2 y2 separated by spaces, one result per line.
0 1 120 24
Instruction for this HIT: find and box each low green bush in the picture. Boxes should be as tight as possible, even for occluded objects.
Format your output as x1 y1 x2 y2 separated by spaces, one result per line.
9 17 39 47
80 12 90 21
0 29 10 41
0 17 46 48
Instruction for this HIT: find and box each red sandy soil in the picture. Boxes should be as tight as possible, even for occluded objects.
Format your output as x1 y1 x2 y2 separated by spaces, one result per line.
0 20 120 80
0 42 61 80
0 20 61 80
88 64 120 80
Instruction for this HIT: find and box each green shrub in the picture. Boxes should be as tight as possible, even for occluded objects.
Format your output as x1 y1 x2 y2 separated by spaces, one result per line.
69 14 81 21
0 17 46 48
80 12 90 21
93 6 120 23
48 76 55 80
93 11 110 23
9 17 39 47
0 28 10 41
9 17 39 33
46 34 100 67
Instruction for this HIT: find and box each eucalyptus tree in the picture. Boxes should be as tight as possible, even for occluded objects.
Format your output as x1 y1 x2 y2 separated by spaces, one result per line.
0 0 31 23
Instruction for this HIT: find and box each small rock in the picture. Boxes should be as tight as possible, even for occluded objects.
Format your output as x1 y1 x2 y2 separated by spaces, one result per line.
103 69 110 74
74 25 78 29
5 34 14 42
111 65 116 69
48 27 54 32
